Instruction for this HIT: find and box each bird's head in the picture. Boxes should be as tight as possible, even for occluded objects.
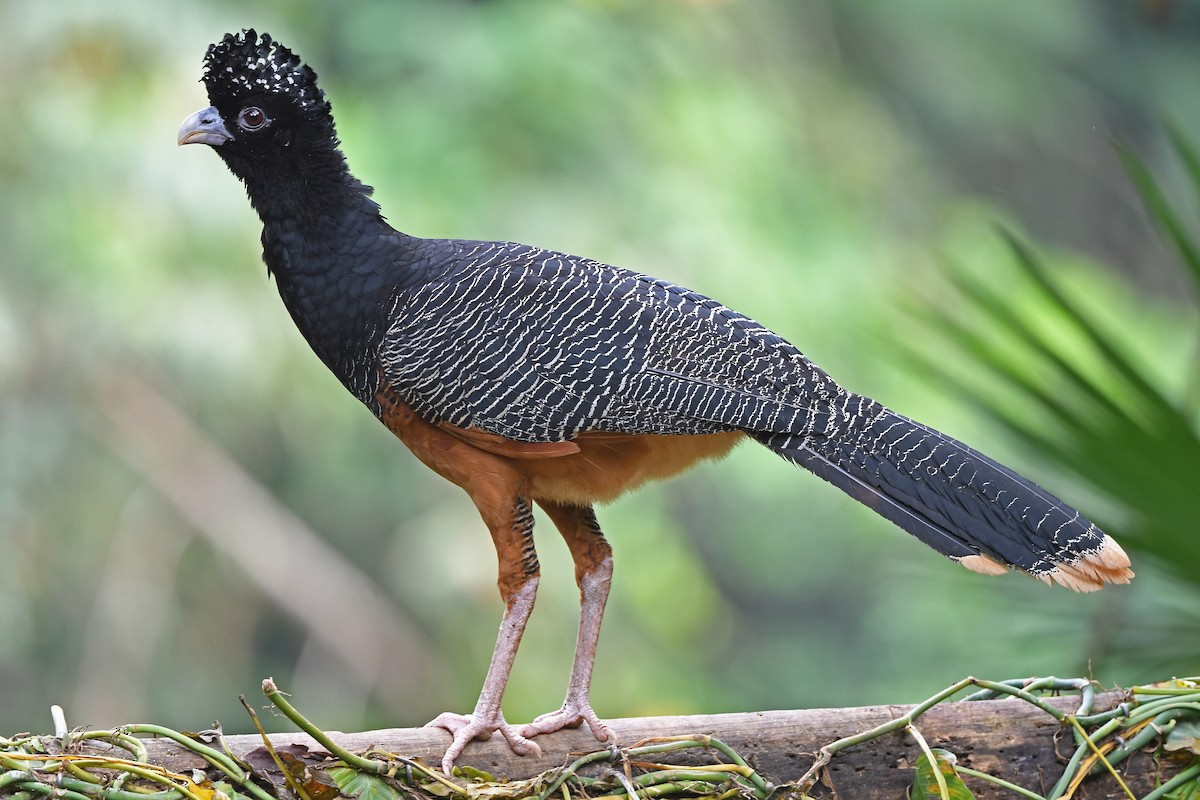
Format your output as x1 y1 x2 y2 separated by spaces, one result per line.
179 30 353 213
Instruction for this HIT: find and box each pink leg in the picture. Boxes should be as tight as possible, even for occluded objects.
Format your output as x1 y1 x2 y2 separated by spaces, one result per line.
521 503 614 743
425 497 543 773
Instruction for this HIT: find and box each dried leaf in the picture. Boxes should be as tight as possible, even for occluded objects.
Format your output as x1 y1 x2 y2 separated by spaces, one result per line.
278 750 341 800
185 780 221 800
420 780 457 798
243 745 280 778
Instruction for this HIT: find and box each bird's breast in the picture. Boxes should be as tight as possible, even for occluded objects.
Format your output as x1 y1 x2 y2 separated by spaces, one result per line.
518 430 746 504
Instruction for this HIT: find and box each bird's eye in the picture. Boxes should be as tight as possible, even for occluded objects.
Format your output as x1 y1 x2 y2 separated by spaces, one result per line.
238 107 268 131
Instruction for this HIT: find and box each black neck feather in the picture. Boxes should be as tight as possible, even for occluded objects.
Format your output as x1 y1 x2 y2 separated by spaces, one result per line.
229 143 404 400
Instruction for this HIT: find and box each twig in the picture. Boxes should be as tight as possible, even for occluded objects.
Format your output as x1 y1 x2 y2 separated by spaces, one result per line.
240 693 316 800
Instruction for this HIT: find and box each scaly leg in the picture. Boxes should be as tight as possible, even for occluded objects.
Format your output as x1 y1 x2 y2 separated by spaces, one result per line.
521 502 613 743
426 496 543 772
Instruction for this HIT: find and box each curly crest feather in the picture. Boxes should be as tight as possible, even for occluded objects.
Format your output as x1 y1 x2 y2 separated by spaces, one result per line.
201 29 329 115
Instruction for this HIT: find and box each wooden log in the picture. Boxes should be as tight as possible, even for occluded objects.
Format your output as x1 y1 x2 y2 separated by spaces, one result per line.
124 691 1181 799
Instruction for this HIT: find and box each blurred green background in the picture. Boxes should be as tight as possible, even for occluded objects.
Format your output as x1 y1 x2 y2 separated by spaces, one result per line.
2 0 1198 737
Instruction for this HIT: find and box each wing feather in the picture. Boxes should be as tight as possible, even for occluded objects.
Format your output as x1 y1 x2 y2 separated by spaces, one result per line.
378 242 844 442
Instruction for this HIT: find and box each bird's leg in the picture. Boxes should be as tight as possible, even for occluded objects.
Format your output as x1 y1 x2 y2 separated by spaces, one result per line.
521 502 613 743
425 496 543 773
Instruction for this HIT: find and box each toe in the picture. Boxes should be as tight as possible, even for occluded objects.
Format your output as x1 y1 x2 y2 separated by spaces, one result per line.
522 703 611 742
425 712 495 741
498 726 542 758
426 711 542 774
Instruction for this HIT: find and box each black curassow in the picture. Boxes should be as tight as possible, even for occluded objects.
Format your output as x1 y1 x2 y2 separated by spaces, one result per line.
178 30 1132 773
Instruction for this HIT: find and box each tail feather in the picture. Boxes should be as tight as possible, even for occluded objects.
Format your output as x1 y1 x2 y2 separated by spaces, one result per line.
756 396 1132 591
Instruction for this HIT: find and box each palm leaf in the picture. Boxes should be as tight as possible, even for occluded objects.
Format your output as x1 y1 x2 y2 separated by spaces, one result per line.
1117 130 1200 300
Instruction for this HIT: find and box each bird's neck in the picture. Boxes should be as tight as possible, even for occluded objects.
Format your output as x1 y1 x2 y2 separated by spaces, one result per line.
250 163 407 401
229 144 371 226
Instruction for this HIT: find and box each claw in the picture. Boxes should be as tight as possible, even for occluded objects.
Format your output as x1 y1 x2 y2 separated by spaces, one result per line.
521 702 612 743
426 711 542 774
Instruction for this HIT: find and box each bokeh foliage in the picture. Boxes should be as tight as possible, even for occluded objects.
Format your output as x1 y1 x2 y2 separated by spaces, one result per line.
1 0 1197 736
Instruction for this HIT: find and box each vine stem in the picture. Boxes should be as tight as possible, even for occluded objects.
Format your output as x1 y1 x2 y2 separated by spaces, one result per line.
791 676 977 792
261 678 386 775
262 679 468 798
240 694 316 800
1067 716 1136 800
955 766 1047 800
905 724 949 800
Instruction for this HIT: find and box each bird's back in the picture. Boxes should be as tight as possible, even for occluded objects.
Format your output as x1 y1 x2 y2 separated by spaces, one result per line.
379 238 848 443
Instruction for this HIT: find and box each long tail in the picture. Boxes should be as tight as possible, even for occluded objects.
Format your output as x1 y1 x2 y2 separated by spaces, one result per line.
755 395 1132 591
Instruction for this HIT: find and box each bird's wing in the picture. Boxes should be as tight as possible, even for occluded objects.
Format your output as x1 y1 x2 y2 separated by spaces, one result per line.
378 240 851 443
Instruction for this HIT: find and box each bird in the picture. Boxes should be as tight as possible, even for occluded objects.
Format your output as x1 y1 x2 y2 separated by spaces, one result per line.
178 30 1132 774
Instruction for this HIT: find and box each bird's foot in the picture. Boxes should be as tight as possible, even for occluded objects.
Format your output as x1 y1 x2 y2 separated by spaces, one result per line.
425 711 542 774
520 701 611 743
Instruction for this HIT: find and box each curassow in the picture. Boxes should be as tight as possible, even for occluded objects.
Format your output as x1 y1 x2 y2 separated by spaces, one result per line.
178 30 1132 773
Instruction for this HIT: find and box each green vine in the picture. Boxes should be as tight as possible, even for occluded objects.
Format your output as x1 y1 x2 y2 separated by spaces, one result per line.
2 676 1198 800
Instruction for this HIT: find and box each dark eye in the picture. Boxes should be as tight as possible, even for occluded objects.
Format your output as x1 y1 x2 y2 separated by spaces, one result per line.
238 107 268 131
